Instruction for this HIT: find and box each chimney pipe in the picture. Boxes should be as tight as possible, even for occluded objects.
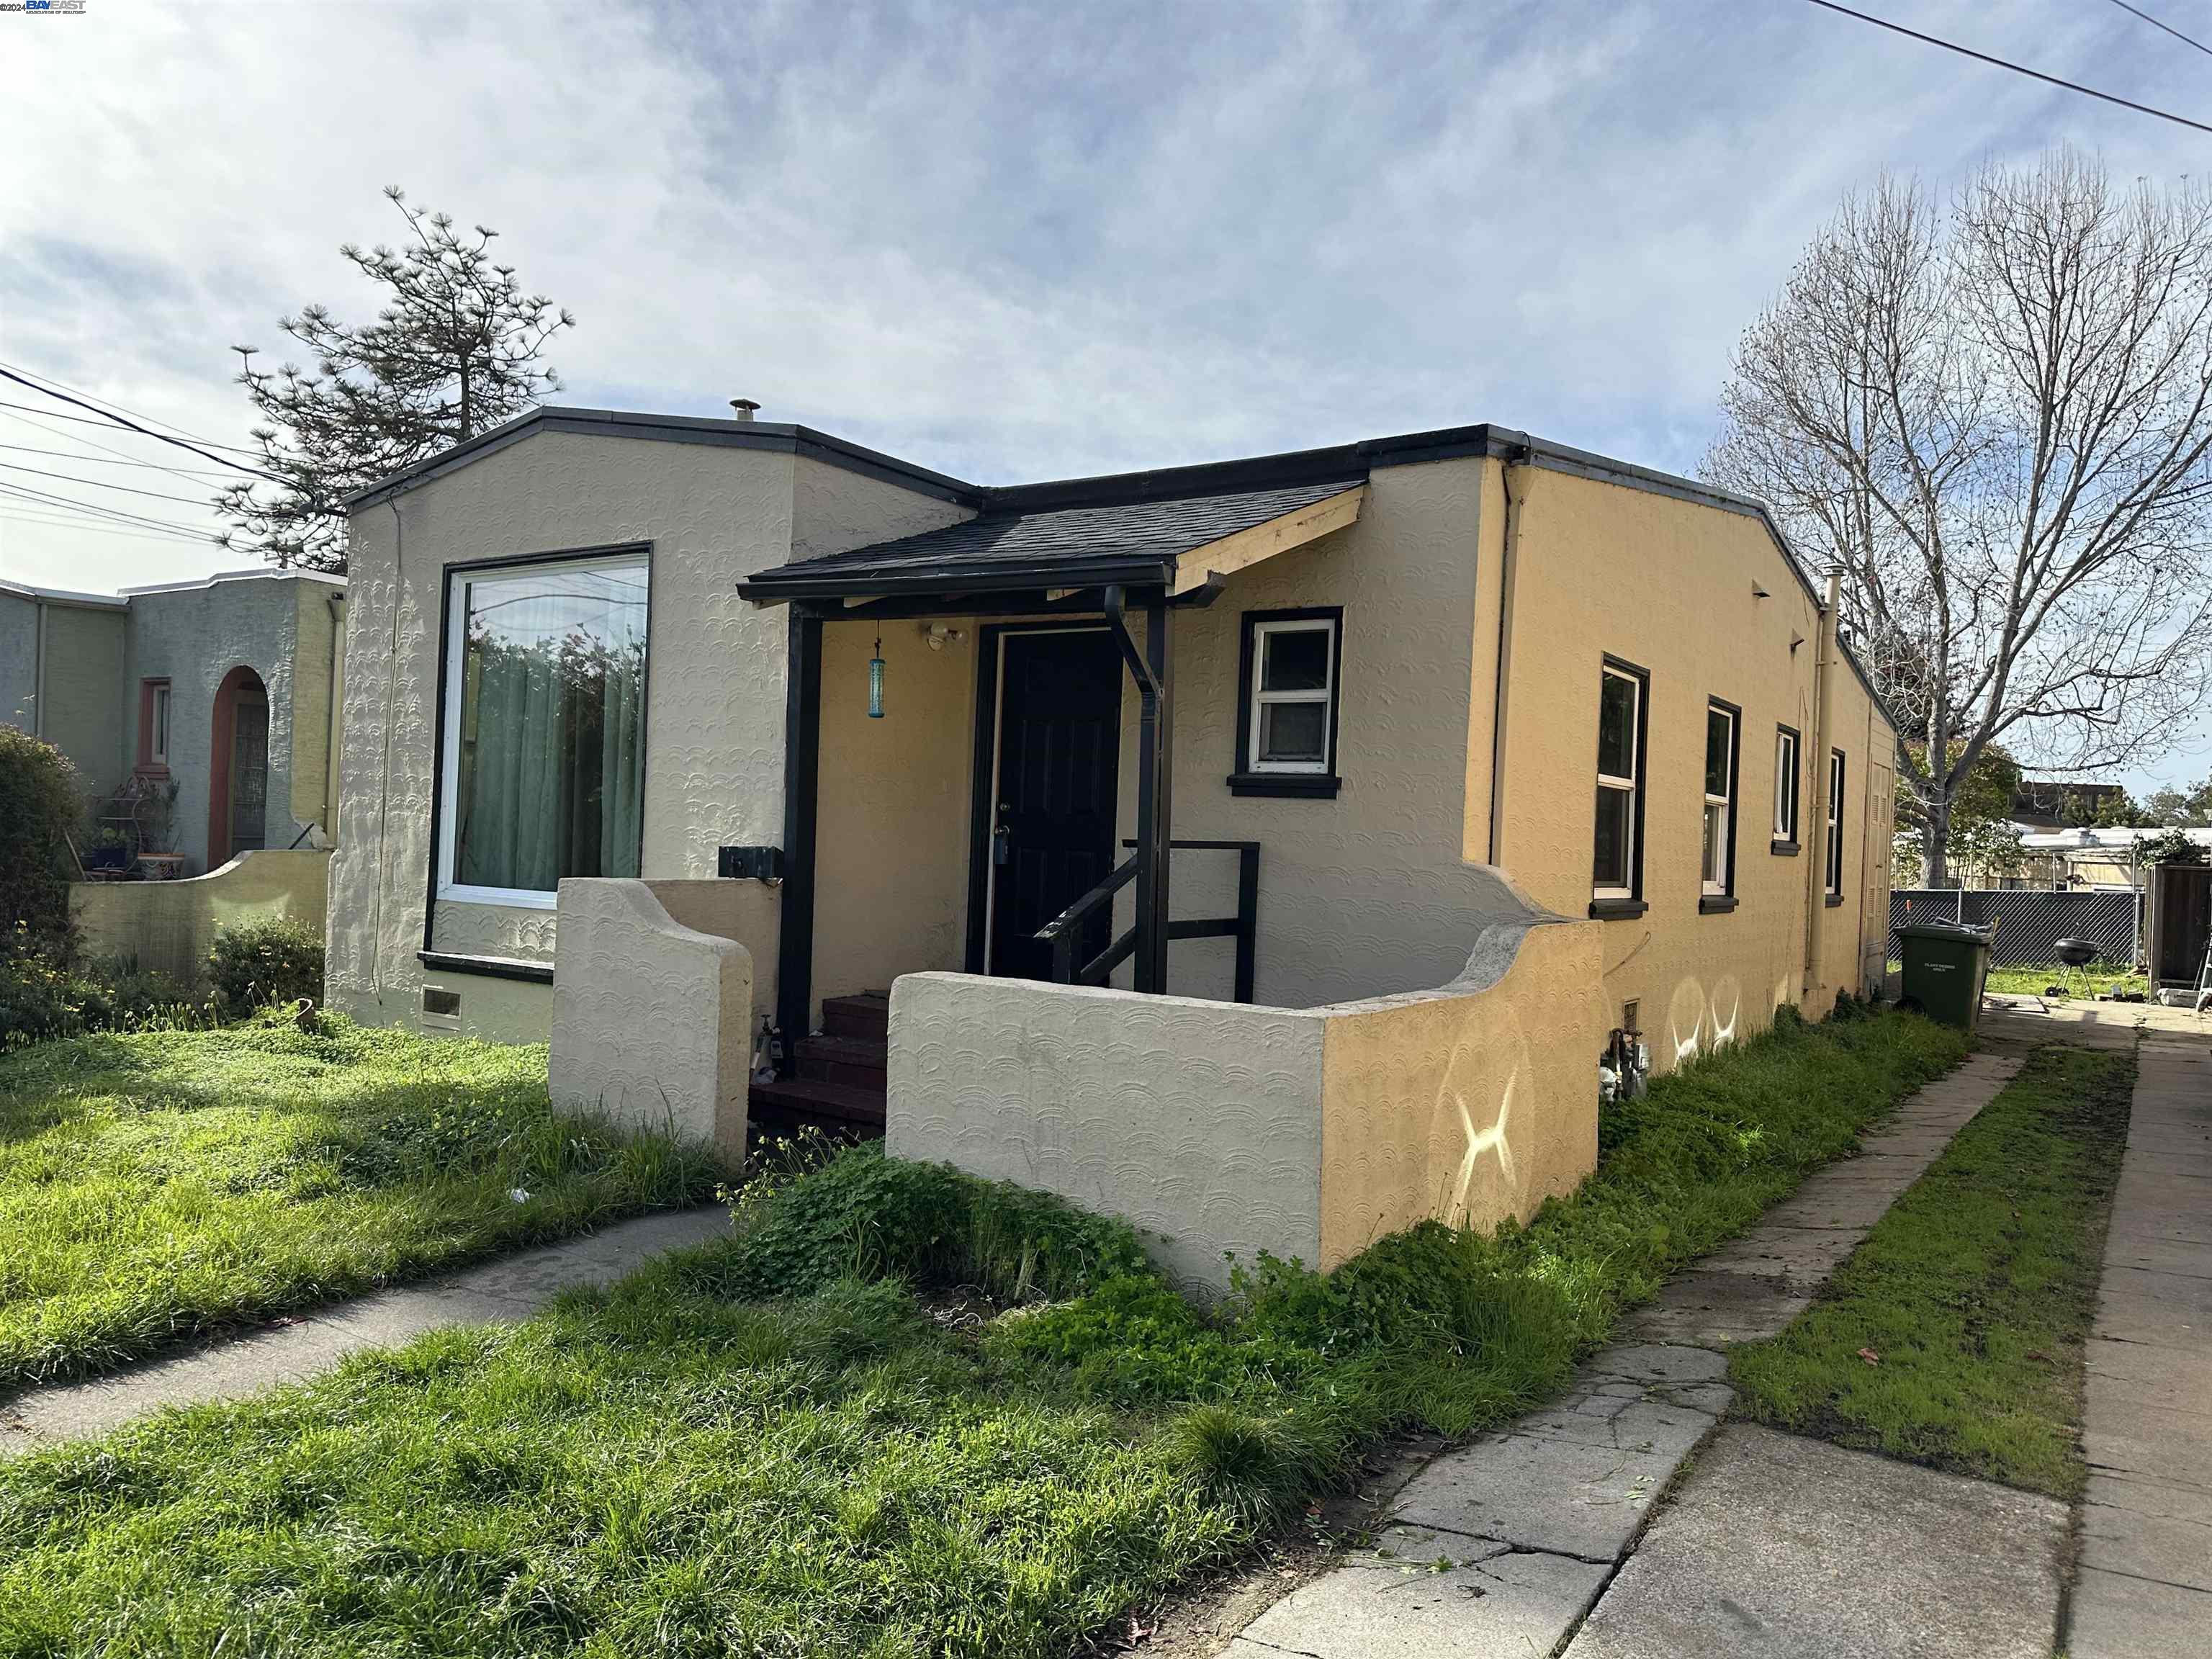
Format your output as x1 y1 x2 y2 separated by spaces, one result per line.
729 398 760 422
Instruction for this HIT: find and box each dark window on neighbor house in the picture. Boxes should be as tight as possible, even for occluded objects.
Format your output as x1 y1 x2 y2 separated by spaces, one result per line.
139 678 171 769
1702 699 1739 903
1231 608 1342 797
1826 748 1847 898
1593 657 1647 911
1773 725 1800 847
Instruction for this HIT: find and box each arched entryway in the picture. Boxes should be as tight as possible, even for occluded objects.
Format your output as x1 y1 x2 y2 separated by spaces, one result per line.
208 665 270 866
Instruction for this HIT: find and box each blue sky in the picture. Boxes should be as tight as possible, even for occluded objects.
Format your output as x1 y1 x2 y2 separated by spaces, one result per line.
2 0 2207 789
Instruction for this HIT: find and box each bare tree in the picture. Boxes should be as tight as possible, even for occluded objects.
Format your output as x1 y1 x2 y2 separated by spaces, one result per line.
1705 150 2212 886
217 187 573 572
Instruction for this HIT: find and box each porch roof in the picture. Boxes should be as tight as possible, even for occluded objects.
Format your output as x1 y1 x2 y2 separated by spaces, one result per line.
737 475 1367 603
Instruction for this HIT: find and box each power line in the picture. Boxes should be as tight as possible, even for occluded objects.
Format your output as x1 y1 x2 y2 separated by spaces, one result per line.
0 439 235 477
0 404 257 494
2107 0 2212 61
1796 0 2212 136
0 367 274 478
0 511 213 549
0 398 259 454
0 460 223 508
0 480 220 541
0 358 257 455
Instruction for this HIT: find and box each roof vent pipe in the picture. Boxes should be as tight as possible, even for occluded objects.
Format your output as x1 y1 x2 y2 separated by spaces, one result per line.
729 398 760 422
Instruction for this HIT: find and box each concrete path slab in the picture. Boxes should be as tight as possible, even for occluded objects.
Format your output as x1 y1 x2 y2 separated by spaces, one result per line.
1562 1425 2067 1659
0 1205 730 1453
2067 1036 2212 1658
1211 1050 2022 1659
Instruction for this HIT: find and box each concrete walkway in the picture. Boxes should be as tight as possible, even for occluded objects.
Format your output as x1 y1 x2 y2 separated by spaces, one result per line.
0 1205 730 1454
2068 1030 2212 1657
1218 1051 2024 1659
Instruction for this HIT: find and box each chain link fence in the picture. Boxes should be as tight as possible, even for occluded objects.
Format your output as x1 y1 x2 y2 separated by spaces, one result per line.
1889 888 2142 968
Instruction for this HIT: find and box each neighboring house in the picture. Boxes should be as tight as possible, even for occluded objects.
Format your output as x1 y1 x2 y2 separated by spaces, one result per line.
1 569 346 873
328 406 1897 1105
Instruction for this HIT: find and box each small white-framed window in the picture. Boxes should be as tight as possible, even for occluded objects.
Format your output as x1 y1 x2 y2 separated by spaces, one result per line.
1244 614 1338 775
1702 701 1737 898
1593 660 1645 901
1825 749 1846 898
1773 726 1800 845
436 548 650 909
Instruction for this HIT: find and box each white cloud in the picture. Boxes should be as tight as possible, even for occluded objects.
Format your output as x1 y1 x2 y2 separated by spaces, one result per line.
2 0 2206 785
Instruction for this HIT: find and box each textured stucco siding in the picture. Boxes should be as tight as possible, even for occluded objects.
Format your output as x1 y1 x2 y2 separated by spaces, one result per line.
0 591 41 733
126 576 334 871
1488 461 1897 1066
70 848 329 984
328 430 964 1043
33 603 129 799
551 879 753 1159
287 583 344 830
886 971 1328 1289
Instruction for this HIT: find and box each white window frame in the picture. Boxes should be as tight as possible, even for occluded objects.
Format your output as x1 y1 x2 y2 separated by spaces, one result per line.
149 683 171 767
1773 727 1799 842
1825 749 1846 898
1593 662 1642 901
1702 701 1736 897
435 549 649 912
1246 616 1337 775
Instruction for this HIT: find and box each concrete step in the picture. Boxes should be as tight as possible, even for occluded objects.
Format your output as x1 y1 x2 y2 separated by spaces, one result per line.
747 1073 886 1133
796 1033 886 1090
820 992 890 1043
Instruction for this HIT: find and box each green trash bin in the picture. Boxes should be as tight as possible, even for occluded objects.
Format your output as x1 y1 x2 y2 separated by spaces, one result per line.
1896 921 1993 1031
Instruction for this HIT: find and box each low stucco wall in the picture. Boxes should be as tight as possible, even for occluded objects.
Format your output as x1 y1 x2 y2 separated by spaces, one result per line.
549 878 759 1159
886 914 1604 1291
70 848 330 985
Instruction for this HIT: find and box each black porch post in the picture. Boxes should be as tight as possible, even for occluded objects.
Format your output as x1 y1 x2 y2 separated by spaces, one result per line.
1144 594 1174 994
775 607 822 1065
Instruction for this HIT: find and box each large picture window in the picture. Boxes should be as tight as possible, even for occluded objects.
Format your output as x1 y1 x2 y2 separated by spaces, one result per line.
437 549 649 907
1701 699 1739 907
1593 657 1647 914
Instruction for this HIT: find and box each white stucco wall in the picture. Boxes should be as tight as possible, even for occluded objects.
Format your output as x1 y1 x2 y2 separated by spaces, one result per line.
551 878 754 1159
328 428 968 1043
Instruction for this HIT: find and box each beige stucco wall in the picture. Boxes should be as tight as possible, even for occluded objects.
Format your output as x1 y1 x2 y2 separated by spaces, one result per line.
71 848 330 984
550 879 754 1160
287 583 344 831
328 431 965 1044
887 914 1599 1292
36 602 129 799
1487 462 1894 1067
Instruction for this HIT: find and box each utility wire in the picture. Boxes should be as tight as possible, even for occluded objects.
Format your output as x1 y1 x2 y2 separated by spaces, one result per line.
0 358 259 454
0 461 220 508
0 367 274 477
0 405 257 494
2107 0 2212 61
1796 0 2212 135
0 510 212 549
0 439 235 477
0 480 219 540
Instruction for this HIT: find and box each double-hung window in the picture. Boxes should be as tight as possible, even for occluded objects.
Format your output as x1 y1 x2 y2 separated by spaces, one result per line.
1231 608 1342 796
1701 700 1739 906
436 547 650 909
1773 726 1800 849
140 679 171 770
1825 749 1846 901
1593 659 1646 911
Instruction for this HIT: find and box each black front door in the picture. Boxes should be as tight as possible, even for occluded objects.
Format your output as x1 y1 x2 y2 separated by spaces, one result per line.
989 629 1123 980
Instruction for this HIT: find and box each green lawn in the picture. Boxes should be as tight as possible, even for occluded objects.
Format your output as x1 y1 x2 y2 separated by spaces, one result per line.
1730 1043 2133 1498
0 1013 724 1391
1983 961 2149 999
0 1010 1966 1658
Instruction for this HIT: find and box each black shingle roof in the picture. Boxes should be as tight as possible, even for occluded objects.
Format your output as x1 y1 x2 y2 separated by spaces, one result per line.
738 476 1364 601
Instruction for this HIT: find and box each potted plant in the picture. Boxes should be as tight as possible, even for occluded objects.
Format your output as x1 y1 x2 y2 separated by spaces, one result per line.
83 824 131 873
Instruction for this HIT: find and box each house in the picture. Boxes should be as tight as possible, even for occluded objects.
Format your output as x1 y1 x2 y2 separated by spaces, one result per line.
1 568 346 872
329 405 1898 1280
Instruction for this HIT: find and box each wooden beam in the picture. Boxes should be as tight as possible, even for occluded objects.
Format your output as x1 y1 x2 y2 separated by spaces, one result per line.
1168 484 1366 596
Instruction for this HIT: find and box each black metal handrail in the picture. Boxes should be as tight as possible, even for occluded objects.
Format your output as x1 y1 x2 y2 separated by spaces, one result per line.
1035 840 1260 1002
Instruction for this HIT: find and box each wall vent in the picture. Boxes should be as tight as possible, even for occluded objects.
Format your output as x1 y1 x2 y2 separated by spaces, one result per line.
421 986 462 1027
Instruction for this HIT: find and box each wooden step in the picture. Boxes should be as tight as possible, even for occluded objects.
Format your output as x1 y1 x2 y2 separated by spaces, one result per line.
748 1074 886 1133
796 1033 886 1090
820 992 890 1042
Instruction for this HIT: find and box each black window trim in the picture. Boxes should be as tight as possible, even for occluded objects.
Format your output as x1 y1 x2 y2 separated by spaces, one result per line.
421 539 655 958
1230 605 1344 799
1701 695 1742 911
1772 722 1802 853
1591 653 1650 919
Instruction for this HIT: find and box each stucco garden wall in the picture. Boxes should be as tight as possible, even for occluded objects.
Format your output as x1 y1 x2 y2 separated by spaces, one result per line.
71 848 330 985
886 914 1601 1292
22 601 130 799
551 879 755 1159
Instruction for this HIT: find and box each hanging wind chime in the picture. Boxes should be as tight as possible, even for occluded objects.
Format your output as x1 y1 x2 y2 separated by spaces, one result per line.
868 627 886 719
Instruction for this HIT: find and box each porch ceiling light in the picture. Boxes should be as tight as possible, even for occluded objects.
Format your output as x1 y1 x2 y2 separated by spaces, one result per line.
869 628 886 719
